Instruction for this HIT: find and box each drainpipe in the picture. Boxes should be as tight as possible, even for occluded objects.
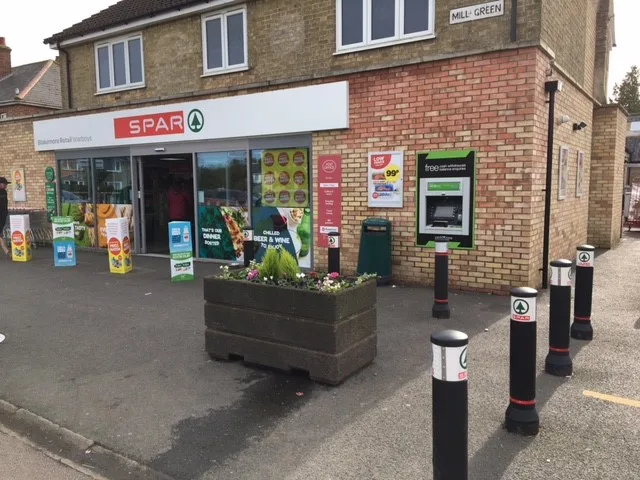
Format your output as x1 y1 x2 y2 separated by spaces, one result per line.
56 43 72 109
510 0 518 42
542 80 561 289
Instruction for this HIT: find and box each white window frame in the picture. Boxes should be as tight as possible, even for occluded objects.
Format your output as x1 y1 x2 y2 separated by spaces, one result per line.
201 7 249 77
94 33 145 94
336 0 436 54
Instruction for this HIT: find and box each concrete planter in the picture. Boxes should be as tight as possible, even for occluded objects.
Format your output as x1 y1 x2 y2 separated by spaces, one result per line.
204 277 377 385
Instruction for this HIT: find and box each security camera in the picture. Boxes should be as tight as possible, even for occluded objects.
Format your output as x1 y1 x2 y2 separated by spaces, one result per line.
573 122 588 131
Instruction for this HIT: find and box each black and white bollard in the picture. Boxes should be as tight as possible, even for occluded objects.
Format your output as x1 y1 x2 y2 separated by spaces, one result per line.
328 231 340 274
432 237 450 319
431 330 468 480
243 227 254 268
545 259 573 377
571 245 595 341
505 287 540 436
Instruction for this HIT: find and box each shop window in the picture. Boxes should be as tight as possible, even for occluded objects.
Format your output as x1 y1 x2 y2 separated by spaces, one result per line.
249 148 311 269
95 157 133 249
196 151 249 261
202 7 248 76
95 34 145 93
337 0 434 52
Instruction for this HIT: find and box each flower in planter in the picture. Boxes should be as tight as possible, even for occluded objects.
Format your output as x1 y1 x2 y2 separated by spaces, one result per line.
247 269 259 281
328 272 340 280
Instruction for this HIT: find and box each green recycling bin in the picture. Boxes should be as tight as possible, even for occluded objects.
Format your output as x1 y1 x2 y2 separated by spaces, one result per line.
357 218 392 285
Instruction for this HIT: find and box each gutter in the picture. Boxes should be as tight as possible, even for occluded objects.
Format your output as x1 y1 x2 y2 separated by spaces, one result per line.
56 43 73 109
510 0 518 42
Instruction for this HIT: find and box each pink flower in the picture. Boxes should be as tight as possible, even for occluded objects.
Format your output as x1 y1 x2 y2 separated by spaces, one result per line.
328 272 340 280
309 272 319 280
247 269 259 281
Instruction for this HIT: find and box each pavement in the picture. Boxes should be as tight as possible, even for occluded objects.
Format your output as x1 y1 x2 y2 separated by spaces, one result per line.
0 233 638 479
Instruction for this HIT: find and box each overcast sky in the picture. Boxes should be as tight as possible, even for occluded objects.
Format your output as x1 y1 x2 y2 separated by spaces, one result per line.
0 0 637 98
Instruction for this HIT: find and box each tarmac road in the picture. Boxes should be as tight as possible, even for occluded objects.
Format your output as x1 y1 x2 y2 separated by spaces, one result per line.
0 233 638 479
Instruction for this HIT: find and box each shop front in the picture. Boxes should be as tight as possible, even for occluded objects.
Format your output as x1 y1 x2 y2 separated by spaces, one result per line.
33 82 348 267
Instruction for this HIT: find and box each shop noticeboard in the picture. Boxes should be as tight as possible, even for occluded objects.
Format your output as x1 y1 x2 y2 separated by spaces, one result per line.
416 150 476 250
260 149 309 208
52 216 76 267
10 215 32 262
12 168 26 202
368 152 404 208
317 155 342 248
106 217 132 274
169 221 195 282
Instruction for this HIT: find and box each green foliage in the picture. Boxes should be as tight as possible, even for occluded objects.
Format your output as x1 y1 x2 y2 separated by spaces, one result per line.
612 66 640 114
258 247 281 280
279 249 300 279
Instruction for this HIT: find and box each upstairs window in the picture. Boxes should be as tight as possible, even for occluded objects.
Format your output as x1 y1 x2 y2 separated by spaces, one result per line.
95 35 144 93
337 0 435 51
202 7 248 75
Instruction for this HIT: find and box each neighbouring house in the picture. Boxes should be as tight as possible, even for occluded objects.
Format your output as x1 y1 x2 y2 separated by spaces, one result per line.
0 37 62 119
0 0 629 293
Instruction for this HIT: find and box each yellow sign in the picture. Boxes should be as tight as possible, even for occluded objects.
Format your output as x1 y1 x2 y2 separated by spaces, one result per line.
10 215 32 262
106 218 132 274
261 149 309 208
385 164 402 183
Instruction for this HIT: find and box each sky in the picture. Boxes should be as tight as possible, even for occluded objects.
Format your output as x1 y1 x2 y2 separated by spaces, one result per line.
0 0 638 98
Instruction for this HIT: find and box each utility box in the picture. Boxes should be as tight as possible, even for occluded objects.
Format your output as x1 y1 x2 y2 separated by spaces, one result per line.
357 218 392 285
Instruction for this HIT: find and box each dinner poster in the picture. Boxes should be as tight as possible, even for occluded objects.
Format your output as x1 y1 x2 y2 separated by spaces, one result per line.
260 149 309 208
198 206 249 261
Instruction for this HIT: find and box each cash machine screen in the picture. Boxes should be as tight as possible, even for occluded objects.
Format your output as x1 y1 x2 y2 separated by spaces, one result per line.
426 197 463 228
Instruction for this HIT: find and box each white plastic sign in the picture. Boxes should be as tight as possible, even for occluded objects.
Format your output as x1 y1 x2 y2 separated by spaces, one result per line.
550 266 571 287
577 251 594 268
511 297 536 323
432 344 468 382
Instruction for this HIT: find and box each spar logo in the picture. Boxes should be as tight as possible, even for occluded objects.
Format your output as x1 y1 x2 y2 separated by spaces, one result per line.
512 299 532 322
187 109 204 133
114 111 184 138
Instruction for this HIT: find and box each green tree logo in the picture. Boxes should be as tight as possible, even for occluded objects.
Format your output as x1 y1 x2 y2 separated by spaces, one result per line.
187 109 204 133
513 299 529 315
579 252 590 263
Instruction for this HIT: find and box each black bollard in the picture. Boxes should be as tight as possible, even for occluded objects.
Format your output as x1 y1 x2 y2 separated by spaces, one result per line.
432 237 450 319
243 227 254 268
431 330 468 480
505 287 540 436
328 231 340 274
545 259 573 377
571 245 595 341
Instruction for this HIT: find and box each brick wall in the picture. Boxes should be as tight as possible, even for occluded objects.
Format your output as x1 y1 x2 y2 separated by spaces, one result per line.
313 47 543 294
588 105 628 248
62 0 541 110
527 51 596 285
0 104 58 119
0 118 55 209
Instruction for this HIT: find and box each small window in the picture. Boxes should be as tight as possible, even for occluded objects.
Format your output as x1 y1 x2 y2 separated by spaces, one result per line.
95 34 145 93
337 0 434 51
202 7 248 75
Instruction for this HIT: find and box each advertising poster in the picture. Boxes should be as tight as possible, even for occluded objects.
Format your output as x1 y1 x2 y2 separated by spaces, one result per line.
60 203 97 248
416 150 476 250
52 216 76 267
12 168 26 202
576 151 584 198
558 146 569 200
45 183 57 222
168 221 194 282
368 152 404 208
317 155 342 248
106 217 132 274
261 149 309 208
198 206 249 261
96 204 134 248
253 206 311 268
10 214 32 262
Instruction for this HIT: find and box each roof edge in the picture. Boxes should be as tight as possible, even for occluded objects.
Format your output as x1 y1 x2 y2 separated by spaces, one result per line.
18 60 55 100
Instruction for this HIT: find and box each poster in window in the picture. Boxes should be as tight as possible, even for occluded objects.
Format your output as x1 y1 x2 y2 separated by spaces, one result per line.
60 203 97 247
558 146 569 200
198 206 249 261
12 168 26 202
368 152 404 208
96 204 134 248
252 206 311 269
260 149 309 208
576 151 584 197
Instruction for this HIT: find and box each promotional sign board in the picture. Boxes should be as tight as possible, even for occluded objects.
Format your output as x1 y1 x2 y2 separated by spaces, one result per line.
317 155 342 248
416 151 476 250
169 221 195 282
368 152 404 208
260 149 309 208
10 215 32 262
12 168 26 202
106 217 132 274
52 216 76 267
253 207 311 269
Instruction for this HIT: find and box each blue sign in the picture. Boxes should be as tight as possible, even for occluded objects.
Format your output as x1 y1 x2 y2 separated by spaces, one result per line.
168 221 192 253
52 216 76 267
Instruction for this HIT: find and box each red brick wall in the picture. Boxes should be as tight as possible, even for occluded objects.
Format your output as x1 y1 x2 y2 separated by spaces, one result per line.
0 104 58 119
313 48 542 294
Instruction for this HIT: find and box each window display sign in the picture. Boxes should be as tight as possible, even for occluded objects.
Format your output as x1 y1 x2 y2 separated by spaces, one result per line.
416 150 476 249
368 152 404 208
198 206 249 261
52 216 76 267
61 203 97 248
253 206 311 269
12 168 26 202
261 149 309 208
169 221 194 282
317 155 342 248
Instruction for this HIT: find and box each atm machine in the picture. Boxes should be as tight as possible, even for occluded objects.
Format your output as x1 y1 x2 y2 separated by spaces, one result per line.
418 177 471 236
